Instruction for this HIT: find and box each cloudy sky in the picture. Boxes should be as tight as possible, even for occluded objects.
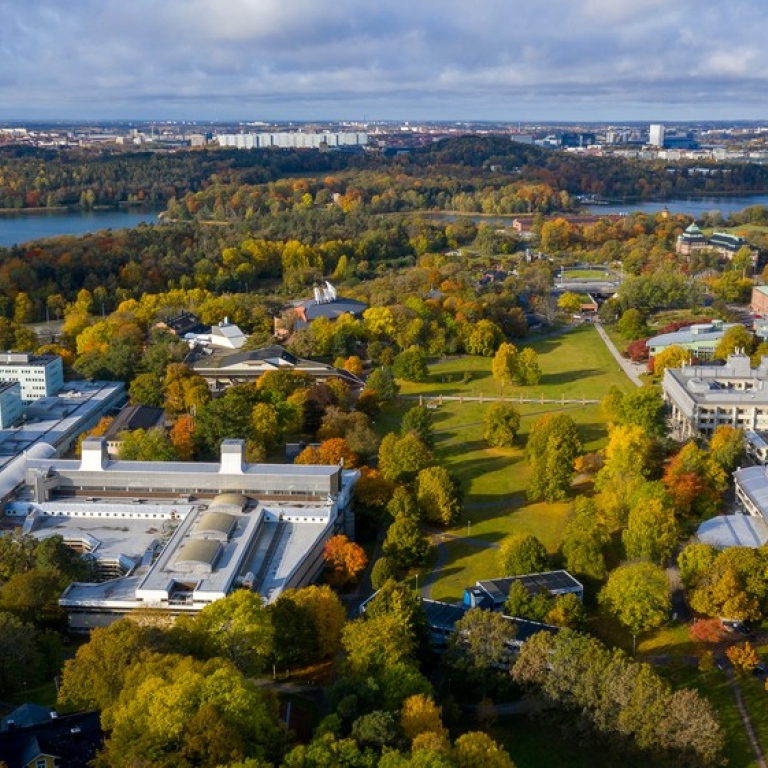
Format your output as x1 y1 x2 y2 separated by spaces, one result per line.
2 0 768 123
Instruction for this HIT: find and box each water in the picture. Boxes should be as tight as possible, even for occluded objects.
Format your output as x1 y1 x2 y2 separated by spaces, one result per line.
585 194 768 218
0 208 162 248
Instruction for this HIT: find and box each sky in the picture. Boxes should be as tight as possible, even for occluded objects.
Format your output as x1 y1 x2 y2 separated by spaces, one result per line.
2 0 768 123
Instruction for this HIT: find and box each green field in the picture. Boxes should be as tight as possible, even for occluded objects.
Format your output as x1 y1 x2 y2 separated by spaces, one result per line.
385 325 633 602
559 268 615 280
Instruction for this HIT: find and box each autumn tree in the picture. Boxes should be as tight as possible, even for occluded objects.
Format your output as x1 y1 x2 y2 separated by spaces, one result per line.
491 342 519 390
726 642 760 676
453 731 517 768
169 414 196 460
653 344 690 376
662 442 727 519
415 465 462 526
323 534 368 587
709 424 745 473
715 324 756 359
163 363 211 415
465 319 503 357
557 291 583 315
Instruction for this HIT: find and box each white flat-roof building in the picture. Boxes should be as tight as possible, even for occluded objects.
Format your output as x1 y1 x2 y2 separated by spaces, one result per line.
663 354 768 438
0 353 64 401
3 438 358 630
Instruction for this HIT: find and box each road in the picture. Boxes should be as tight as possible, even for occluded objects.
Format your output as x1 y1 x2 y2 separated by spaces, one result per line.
592 319 644 387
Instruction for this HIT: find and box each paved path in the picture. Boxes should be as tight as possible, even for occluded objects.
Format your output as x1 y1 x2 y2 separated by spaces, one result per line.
593 320 644 387
724 665 767 768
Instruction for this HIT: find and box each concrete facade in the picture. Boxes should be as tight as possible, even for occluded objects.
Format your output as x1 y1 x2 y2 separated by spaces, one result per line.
663 354 768 438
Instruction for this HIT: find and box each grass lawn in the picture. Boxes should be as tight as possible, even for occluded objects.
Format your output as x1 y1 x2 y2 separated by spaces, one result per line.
378 326 635 603
495 716 609 768
559 269 615 280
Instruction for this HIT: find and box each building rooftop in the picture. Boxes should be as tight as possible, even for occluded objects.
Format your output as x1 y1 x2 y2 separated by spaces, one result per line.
647 320 735 350
476 570 584 604
697 514 768 548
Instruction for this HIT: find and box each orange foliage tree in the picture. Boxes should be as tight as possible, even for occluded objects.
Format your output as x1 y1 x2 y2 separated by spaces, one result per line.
726 642 760 676
169 414 196 460
323 534 367 587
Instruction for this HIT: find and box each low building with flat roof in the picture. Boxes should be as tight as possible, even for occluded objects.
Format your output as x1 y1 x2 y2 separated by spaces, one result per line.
192 344 364 392
646 319 737 361
696 513 768 549
464 570 584 611
663 353 768 438
3 438 358 630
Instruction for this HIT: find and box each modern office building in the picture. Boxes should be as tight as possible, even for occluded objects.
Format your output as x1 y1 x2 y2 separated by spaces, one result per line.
0 383 23 429
662 354 768 438
0 352 64 401
646 319 737 361
216 132 368 150
4 438 359 630
649 124 665 147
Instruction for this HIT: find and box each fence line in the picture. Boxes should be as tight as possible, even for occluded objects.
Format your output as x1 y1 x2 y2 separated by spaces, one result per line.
404 394 599 406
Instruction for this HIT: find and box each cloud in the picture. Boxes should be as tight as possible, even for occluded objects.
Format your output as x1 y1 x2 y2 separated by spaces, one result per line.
1 0 768 120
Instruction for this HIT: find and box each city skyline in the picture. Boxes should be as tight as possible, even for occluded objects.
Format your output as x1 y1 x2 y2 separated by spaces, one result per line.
3 1 768 122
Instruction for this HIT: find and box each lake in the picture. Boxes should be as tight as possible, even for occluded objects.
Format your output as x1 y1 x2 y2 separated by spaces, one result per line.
585 194 768 217
0 208 162 248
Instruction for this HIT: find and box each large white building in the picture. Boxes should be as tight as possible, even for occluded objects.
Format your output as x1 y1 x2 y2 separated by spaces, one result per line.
4 438 358 630
0 353 64 401
216 131 368 150
662 354 768 438
649 124 665 147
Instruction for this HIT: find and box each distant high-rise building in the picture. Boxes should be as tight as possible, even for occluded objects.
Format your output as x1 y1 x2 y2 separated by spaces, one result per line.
649 124 665 147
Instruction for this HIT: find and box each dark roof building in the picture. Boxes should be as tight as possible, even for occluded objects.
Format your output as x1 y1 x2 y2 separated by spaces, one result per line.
191 344 364 391
466 570 584 611
0 710 102 768
421 598 558 653
154 311 207 337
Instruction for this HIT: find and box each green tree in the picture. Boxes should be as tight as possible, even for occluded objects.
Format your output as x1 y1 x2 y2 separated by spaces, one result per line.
393 346 429 382
599 561 670 651
129 372 164 407
0 612 42 695
483 402 521 447
57 619 159 712
617 308 648 340
383 514 432 570
617 385 666 439
525 413 582 502
497 533 548 576
559 497 608 580
622 487 679 564
342 613 417 677
366 366 400 402
194 591 275 675
97 654 281 768
446 608 516 691
117 427 177 461
401 405 435 449
378 432 432 483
